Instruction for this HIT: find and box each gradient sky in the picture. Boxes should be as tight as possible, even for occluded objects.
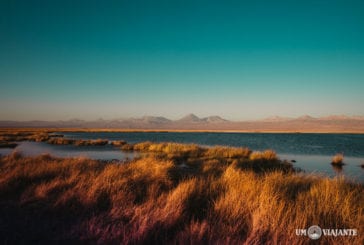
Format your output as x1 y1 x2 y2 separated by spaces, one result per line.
1 0 364 121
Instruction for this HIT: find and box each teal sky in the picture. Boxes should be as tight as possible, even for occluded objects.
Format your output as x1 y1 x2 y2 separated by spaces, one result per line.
1 0 364 121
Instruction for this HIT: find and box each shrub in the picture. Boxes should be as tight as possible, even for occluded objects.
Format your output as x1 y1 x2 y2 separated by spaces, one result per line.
121 143 134 151
110 140 127 146
249 150 278 161
332 153 344 166
204 146 251 159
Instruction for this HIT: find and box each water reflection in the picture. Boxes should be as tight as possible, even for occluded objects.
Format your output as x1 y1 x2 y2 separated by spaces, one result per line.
331 164 343 174
279 153 364 183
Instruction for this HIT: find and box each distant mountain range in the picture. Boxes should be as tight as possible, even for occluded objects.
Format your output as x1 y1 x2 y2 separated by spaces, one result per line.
1 114 364 132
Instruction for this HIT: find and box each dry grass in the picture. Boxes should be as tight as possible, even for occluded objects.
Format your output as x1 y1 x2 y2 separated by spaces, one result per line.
0 131 51 143
249 149 278 161
47 137 76 145
74 139 109 146
47 138 109 146
121 143 135 151
130 142 251 160
133 141 202 155
0 130 108 147
110 140 127 146
204 146 251 159
0 152 362 244
127 142 292 173
332 153 345 166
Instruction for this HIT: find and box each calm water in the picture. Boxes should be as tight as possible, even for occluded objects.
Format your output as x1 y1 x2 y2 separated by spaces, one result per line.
0 141 137 161
62 132 364 156
1 132 363 182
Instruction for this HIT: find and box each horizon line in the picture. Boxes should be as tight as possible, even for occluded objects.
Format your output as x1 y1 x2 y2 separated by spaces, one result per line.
1 113 364 122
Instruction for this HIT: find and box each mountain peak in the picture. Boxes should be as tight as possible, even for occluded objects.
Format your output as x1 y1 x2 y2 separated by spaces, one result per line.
178 113 201 122
128 116 171 124
203 115 228 123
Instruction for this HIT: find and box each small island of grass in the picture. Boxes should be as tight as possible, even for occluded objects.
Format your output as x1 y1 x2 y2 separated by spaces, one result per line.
331 153 345 166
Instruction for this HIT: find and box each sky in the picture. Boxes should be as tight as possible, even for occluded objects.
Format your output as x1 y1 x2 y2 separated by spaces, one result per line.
0 0 364 121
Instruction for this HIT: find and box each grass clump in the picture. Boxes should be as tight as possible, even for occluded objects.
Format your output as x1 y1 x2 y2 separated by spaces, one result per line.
332 153 345 166
133 142 202 155
110 140 127 146
132 142 204 160
125 142 291 173
74 139 109 146
130 142 252 161
249 150 278 161
204 146 251 159
47 137 76 145
121 143 134 151
0 130 109 147
0 131 51 142
47 138 109 146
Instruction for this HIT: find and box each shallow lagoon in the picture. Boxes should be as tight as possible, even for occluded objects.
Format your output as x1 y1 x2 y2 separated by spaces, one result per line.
0 141 137 161
1 132 363 182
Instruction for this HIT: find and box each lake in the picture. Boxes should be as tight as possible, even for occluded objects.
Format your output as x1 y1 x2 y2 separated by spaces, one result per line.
0 141 137 161
1 132 363 182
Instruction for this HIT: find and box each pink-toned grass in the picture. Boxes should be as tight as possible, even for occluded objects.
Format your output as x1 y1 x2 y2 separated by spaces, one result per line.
0 152 362 244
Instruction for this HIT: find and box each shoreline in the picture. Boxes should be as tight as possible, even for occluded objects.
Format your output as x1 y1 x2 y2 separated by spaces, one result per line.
1 127 364 134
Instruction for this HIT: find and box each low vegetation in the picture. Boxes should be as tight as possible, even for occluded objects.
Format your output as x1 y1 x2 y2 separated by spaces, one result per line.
0 130 362 243
121 142 293 173
332 153 345 166
110 140 127 146
0 131 49 142
0 130 109 147
47 138 108 146
0 150 362 244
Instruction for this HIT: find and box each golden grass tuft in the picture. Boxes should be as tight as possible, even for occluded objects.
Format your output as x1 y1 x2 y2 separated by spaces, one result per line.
332 153 345 166
249 149 278 161
110 140 127 146
121 143 134 151
47 138 109 146
0 130 51 142
74 139 109 146
204 146 251 159
133 142 202 156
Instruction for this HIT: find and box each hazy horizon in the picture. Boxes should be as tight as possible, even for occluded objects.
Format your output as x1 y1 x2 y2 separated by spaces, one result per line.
1 113 364 122
1 1 364 121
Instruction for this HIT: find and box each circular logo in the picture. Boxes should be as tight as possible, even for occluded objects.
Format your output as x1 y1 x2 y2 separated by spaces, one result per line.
307 225 322 240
